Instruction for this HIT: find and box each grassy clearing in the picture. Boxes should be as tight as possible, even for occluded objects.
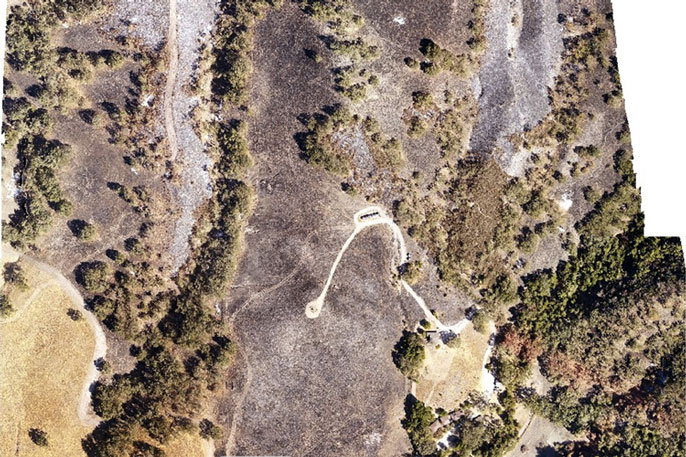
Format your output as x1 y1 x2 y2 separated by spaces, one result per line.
505 406 575 457
0 256 94 457
415 323 490 410
162 431 207 456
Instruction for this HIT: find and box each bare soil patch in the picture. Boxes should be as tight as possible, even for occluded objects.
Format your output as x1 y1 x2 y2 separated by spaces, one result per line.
505 408 576 457
470 0 564 172
105 0 169 50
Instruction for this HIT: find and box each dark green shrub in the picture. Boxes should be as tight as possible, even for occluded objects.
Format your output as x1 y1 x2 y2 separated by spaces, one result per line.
69 219 97 240
67 308 83 321
199 419 223 440
3 262 28 290
402 397 435 455
28 428 49 447
75 261 111 292
523 189 548 218
392 331 426 381
0 294 15 317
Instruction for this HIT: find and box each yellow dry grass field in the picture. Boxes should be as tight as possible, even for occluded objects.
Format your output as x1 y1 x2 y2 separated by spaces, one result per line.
1 254 94 456
415 323 491 410
163 432 208 456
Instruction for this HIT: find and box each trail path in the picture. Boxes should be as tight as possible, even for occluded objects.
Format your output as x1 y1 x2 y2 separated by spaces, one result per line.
164 0 179 161
305 207 469 335
201 438 215 457
224 231 318 454
0 281 52 325
224 355 252 454
305 207 500 415
1 245 107 427
479 321 497 396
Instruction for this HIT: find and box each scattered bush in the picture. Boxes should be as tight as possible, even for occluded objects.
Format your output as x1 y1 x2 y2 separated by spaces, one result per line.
2 97 52 149
3 262 28 290
446 335 462 349
94 358 111 375
57 47 94 81
328 36 379 60
6 6 55 74
79 108 103 126
404 56 419 70
342 82 366 102
69 219 97 240
106 249 126 264
407 38 469 77
411 91 433 110
472 309 489 334
3 135 73 247
517 227 539 254
333 65 376 103
583 186 601 203
124 237 144 255
303 48 322 63
616 121 631 144
28 428 49 447
298 106 352 175
523 189 548 218
406 116 428 138
0 294 15 317
399 260 423 285
575 144 601 159
199 419 223 440
67 308 83 321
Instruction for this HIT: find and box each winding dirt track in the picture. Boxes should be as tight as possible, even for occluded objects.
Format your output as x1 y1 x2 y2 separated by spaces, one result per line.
2 245 107 427
305 206 469 334
164 0 179 161
304 207 499 391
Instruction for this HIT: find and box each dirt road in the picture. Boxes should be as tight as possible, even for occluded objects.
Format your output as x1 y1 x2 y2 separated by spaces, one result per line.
164 0 179 161
305 206 469 334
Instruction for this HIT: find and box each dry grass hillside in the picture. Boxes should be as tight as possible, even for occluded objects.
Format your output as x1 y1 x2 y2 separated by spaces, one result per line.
0 253 93 456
